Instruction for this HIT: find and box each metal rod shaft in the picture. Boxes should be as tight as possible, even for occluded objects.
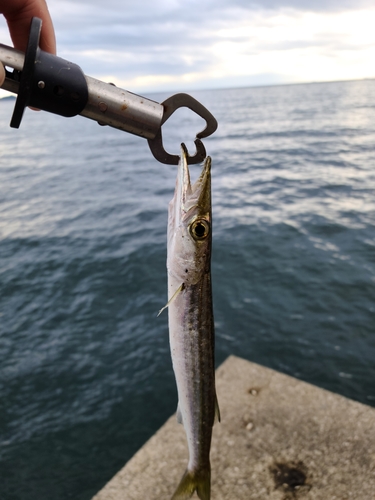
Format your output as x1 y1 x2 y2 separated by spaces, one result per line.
83 76 163 140
0 42 163 140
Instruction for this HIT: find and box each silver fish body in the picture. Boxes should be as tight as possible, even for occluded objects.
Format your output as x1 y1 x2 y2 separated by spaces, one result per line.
167 145 219 500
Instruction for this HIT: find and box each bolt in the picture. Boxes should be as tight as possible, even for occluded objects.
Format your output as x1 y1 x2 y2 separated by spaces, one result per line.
99 101 108 112
38 81 45 89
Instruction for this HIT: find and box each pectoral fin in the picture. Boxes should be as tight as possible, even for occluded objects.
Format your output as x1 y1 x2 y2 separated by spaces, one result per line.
157 283 185 317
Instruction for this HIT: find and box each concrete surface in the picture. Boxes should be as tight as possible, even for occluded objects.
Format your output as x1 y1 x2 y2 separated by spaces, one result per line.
92 355 375 500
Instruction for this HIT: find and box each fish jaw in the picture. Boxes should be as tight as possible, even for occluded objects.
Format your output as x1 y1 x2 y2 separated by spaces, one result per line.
167 144 212 287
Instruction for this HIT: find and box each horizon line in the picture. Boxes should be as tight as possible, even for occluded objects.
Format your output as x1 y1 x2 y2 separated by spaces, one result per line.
0 76 373 100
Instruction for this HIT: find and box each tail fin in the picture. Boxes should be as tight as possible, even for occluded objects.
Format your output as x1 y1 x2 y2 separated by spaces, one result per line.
171 467 211 500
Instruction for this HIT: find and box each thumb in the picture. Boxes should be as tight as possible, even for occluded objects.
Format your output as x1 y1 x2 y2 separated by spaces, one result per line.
0 63 5 87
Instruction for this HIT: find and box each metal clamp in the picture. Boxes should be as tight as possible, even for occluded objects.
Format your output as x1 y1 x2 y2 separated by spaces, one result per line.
0 17 218 165
147 93 218 165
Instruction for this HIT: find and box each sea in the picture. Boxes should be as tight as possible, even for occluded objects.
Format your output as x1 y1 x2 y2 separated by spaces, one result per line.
0 79 374 499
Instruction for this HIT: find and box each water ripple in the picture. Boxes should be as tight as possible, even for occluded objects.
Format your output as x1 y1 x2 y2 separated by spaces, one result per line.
1 80 374 499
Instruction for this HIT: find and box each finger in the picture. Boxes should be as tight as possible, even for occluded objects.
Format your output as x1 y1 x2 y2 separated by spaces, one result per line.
0 63 5 86
2 0 56 54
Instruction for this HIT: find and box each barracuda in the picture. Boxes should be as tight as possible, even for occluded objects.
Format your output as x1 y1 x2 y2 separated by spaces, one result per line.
166 144 220 500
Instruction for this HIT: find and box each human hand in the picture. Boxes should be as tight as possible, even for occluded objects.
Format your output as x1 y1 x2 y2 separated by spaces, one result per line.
0 62 4 86
0 0 56 86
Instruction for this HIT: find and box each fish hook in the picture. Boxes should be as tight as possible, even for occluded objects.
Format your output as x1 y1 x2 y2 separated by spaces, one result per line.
147 93 218 165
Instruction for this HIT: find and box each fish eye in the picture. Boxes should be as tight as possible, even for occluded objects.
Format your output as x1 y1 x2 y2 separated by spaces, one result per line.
189 219 210 241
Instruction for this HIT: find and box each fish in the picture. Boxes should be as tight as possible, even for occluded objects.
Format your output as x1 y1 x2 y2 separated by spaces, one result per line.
165 144 220 500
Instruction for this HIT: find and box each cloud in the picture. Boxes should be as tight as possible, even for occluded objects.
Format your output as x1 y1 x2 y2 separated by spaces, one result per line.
218 0 374 11
1 0 375 95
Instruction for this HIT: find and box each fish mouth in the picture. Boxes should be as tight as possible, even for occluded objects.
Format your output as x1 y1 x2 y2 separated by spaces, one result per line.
176 143 211 218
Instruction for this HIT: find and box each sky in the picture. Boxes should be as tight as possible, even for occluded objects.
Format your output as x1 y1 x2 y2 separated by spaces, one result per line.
1 0 375 97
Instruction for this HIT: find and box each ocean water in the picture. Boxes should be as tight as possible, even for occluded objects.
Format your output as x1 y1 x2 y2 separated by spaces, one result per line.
0 80 374 499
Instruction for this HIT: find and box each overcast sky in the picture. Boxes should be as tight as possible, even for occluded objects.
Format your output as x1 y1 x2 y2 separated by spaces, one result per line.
1 0 375 96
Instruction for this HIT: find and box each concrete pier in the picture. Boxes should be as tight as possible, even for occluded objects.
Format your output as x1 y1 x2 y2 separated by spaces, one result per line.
92 355 375 499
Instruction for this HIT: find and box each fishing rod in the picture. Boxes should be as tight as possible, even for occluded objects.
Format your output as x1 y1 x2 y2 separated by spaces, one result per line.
0 17 217 165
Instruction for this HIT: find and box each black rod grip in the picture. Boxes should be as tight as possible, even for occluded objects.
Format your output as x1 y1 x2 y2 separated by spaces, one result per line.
11 17 88 128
